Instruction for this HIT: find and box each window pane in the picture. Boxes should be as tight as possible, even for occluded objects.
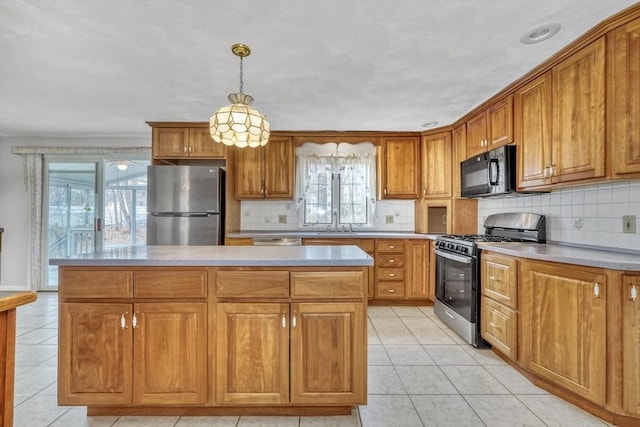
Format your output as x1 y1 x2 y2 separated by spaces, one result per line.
304 165 332 224
339 165 367 224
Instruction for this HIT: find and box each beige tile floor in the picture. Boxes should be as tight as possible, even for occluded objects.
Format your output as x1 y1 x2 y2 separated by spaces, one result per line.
11 293 611 427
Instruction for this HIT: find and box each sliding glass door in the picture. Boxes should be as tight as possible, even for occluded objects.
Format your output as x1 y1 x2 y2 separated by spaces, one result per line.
44 160 100 290
42 157 149 290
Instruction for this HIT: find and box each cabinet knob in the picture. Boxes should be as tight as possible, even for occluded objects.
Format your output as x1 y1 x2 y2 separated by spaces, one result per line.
489 321 502 329
120 312 128 330
593 282 601 298
132 312 140 329
292 312 297 329
183 146 188 153
281 312 287 328
630 284 638 302
384 188 387 196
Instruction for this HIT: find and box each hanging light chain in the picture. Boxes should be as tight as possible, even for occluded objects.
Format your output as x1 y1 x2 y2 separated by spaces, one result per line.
239 55 244 94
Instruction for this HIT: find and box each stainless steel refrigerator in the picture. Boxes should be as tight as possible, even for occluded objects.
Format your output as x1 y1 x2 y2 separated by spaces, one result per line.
147 165 224 245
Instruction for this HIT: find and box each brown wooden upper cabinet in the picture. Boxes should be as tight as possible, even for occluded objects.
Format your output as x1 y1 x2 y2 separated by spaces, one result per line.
466 95 513 158
380 136 420 199
235 136 294 199
551 38 606 184
515 71 553 189
451 124 466 198
609 17 640 179
516 38 606 190
420 131 452 199
152 127 225 159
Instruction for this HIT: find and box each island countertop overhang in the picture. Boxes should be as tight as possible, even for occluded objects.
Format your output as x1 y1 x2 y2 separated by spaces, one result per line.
49 245 374 267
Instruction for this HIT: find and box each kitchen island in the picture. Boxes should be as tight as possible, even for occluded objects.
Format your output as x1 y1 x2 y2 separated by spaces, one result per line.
51 245 372 416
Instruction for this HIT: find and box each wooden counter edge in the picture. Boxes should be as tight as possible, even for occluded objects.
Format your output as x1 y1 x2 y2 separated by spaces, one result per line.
0 291 37 312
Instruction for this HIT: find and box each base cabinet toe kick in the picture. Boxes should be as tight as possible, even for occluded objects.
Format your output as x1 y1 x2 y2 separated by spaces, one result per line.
56 265 368 416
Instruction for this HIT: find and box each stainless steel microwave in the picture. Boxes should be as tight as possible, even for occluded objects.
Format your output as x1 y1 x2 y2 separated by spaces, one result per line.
460 145 516 198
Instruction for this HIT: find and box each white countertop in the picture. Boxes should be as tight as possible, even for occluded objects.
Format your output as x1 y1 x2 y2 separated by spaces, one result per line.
49 245 374 267
227 230 433 239
477 242 640 271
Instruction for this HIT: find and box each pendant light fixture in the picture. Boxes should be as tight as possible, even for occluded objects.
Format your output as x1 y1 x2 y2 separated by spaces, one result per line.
209 43 270 148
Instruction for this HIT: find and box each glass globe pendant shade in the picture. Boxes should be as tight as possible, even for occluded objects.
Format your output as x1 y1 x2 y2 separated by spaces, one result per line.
209 93 270 148
209 43 270 148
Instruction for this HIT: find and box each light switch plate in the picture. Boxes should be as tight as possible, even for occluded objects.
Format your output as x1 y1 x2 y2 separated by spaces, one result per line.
623 215 636 233
278 215 287 224
385 215 394 224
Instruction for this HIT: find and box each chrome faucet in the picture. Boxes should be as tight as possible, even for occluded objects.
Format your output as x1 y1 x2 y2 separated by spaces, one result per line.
333 210 338 231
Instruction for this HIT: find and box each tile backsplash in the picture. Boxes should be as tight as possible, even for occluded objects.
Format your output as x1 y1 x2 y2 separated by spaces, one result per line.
478 180 640 251
240 200 415 232
239 180 640 252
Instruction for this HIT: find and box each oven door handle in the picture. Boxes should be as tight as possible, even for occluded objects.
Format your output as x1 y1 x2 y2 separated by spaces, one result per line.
435 249 472 264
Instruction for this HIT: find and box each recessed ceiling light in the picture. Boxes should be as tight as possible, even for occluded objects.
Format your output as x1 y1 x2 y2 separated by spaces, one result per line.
421 121 439 128
520 23 561 44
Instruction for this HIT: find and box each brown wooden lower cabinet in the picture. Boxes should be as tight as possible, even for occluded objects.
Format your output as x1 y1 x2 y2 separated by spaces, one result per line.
216 303 290 405
477 253 640 425
57 265 367 415
520 260 607 406
622 274 640 418
59 301 207 406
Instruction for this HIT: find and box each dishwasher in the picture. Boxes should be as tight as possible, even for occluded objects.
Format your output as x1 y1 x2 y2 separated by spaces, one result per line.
252 237 302 246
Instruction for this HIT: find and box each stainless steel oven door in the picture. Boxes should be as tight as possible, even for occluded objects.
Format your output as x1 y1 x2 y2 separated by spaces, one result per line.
434 249 477 322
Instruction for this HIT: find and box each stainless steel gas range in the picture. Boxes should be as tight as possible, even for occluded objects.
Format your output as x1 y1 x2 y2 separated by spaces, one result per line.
434 212 546 347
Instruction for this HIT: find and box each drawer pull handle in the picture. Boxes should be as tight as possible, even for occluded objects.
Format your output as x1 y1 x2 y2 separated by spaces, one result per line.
132 312 139 329
630 284 638 302
388 289 395 293
389 259 395 263
281 313 287 328
120 312 128 330
389 245 395 249
292 312 297 329
489 321 502 329
389 273 396 277
593 283 600 298
489 276 496 280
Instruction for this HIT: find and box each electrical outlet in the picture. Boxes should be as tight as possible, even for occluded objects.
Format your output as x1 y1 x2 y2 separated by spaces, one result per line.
278 215 287 224
623 215 636 233
385 215 394 224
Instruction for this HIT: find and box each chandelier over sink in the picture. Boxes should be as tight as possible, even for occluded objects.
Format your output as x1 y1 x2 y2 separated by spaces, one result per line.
209 43 270 148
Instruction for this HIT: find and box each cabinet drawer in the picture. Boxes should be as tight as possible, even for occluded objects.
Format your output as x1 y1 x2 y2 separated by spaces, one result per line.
377 268 405 281
291 271 365 299
377 239 405 252
376 254 405 268
377 282 405 298
61 270 133 299
134 270 207 298
481 296 517 361
216 270 290 298
482 253 518 307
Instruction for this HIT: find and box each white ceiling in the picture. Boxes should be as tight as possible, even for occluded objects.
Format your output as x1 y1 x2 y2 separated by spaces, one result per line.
0 0 637 138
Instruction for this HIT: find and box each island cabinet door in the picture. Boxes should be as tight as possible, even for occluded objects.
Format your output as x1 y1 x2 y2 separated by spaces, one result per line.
58 303 133 405
290 302 366 405
216 303 290 405
132 302 207 405
520 261 607 405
